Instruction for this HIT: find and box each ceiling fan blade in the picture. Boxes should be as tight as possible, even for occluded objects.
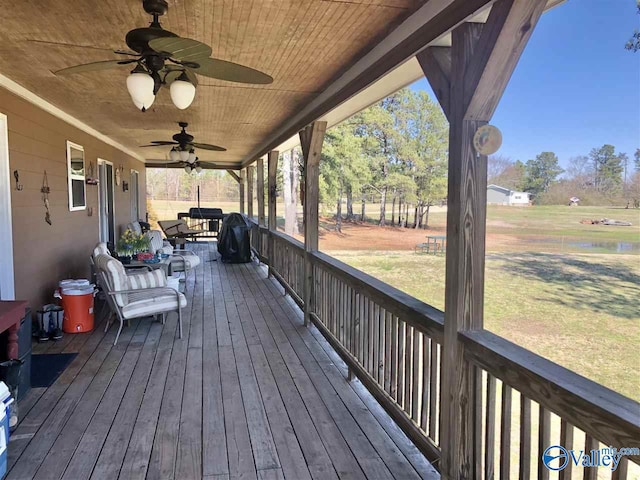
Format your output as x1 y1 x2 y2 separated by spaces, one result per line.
149 37 212 61
140 141 179 146
190 58 273 84
146 161 185 168
192 142 227 152
197 161 219 169
114 49 140 57
54 59 136 75
163 67 198 87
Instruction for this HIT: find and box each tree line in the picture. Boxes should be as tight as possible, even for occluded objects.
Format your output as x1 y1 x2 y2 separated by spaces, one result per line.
489 147 640 207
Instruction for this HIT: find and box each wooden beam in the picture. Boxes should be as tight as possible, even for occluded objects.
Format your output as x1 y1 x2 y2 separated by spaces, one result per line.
257 157 265 226
464 0 547 120
440 21 487 480
226 170 241 183
301 122 326 326
239 169 246 214
247 166 254 219
416 46 452 120
267 151 279 277
240 0 495 167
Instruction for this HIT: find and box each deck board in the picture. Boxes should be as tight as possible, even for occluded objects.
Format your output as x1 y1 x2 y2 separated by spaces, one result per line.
7 244 434 480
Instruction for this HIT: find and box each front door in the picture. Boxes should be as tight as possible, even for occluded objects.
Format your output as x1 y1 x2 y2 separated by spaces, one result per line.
98 160 115 245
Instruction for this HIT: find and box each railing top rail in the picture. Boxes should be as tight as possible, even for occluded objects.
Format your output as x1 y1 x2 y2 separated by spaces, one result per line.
462 329 640 452
311 250 444 342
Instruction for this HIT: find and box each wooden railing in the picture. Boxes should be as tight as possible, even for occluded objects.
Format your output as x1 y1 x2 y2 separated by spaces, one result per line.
249 224 640 477
462 331 640 480
249 221 268 263
269 231 305 306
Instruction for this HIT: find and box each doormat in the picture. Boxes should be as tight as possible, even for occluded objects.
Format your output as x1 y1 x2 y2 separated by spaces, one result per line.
31 353 78 388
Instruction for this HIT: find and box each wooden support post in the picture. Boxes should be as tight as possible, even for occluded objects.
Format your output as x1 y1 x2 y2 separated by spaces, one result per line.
247 166 254 219
418 1 546 478
257 157 266 226
300 122 326 326
239 169 246 214
267 151 279 277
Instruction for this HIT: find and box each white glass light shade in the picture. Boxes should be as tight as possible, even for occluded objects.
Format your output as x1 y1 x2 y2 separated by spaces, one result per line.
188 150 196 164
132 92 155 111
195 166 202 174
184 166 192 174
179 149 190 162
169 148 180 161
170 79 196 110
127 72 154 105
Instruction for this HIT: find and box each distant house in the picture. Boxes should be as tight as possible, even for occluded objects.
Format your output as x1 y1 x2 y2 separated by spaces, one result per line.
487 184 531 206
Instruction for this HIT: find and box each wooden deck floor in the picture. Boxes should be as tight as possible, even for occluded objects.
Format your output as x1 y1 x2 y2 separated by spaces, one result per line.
8 244 438 480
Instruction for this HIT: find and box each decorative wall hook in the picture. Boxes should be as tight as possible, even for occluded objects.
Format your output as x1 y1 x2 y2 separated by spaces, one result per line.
13 170 23 191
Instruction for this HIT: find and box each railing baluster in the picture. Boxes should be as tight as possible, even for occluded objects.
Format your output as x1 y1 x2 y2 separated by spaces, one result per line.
378 306 385 385
500 384 512 480
485 374 496 480
421 336 431 431
538 405 550 480
397 320 405 407
583 436 598 480
384 310 392 395
429 341 438 440
390 314 398 401
411 330 420 423
404 323 413 414
520 395 532 480
612 457 628 480
473 366 483 479
558 420 573 480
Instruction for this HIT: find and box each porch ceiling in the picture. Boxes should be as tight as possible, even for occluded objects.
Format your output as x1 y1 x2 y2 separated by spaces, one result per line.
0 0 428 166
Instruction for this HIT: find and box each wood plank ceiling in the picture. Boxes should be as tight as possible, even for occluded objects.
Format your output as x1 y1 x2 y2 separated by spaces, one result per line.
0 0 427 166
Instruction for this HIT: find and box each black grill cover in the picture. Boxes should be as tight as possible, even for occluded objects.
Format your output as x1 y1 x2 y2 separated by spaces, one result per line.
217 213 252 263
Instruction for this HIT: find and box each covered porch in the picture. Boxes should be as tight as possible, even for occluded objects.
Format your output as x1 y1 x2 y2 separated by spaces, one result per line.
8 245 436 480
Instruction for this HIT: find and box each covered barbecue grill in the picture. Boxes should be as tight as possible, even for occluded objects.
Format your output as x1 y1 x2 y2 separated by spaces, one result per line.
217 213 252 263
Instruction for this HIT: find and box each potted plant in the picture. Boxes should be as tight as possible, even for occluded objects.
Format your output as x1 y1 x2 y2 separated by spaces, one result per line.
115 228 149 264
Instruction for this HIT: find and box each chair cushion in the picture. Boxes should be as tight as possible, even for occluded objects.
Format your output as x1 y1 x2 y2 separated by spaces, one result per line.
121 290 187 319
170 252 201 271
128 269 166 290
93 242 110 258
97 256 130 307
144 230 165 254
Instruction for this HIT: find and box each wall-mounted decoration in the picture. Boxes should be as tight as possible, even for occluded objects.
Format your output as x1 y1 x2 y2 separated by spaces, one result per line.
122 181 129 192
86 160 99 185
115 164 123 186
66 141 86 211
41 170 51 225
13 170 23 191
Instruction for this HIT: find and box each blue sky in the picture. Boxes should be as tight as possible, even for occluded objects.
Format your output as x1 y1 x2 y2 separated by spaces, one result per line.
411 0 640 169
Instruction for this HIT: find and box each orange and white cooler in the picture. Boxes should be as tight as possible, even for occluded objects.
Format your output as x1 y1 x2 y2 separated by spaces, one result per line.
56 280 95 333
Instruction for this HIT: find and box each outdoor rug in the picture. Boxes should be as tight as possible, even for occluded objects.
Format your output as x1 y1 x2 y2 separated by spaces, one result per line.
31 353 78 388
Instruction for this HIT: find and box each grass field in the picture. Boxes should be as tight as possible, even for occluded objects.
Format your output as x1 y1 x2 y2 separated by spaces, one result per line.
148 199 639 399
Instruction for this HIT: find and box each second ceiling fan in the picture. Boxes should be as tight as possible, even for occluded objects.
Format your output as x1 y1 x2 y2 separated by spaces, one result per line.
54 0 273 111
141 122 224 173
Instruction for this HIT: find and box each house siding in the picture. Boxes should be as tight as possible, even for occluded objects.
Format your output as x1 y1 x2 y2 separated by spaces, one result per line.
1 86 146 310
487 187 509 205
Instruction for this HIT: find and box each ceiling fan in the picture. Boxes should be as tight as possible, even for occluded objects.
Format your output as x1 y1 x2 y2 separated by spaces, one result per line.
54 0 273 111
141 121 224 173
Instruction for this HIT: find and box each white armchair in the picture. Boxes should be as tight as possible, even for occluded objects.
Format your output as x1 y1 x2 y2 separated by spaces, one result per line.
144 230 201 287
93 253 185 345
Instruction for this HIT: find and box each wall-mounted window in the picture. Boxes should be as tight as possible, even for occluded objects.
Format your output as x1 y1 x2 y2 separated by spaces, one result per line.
66 141 86 211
